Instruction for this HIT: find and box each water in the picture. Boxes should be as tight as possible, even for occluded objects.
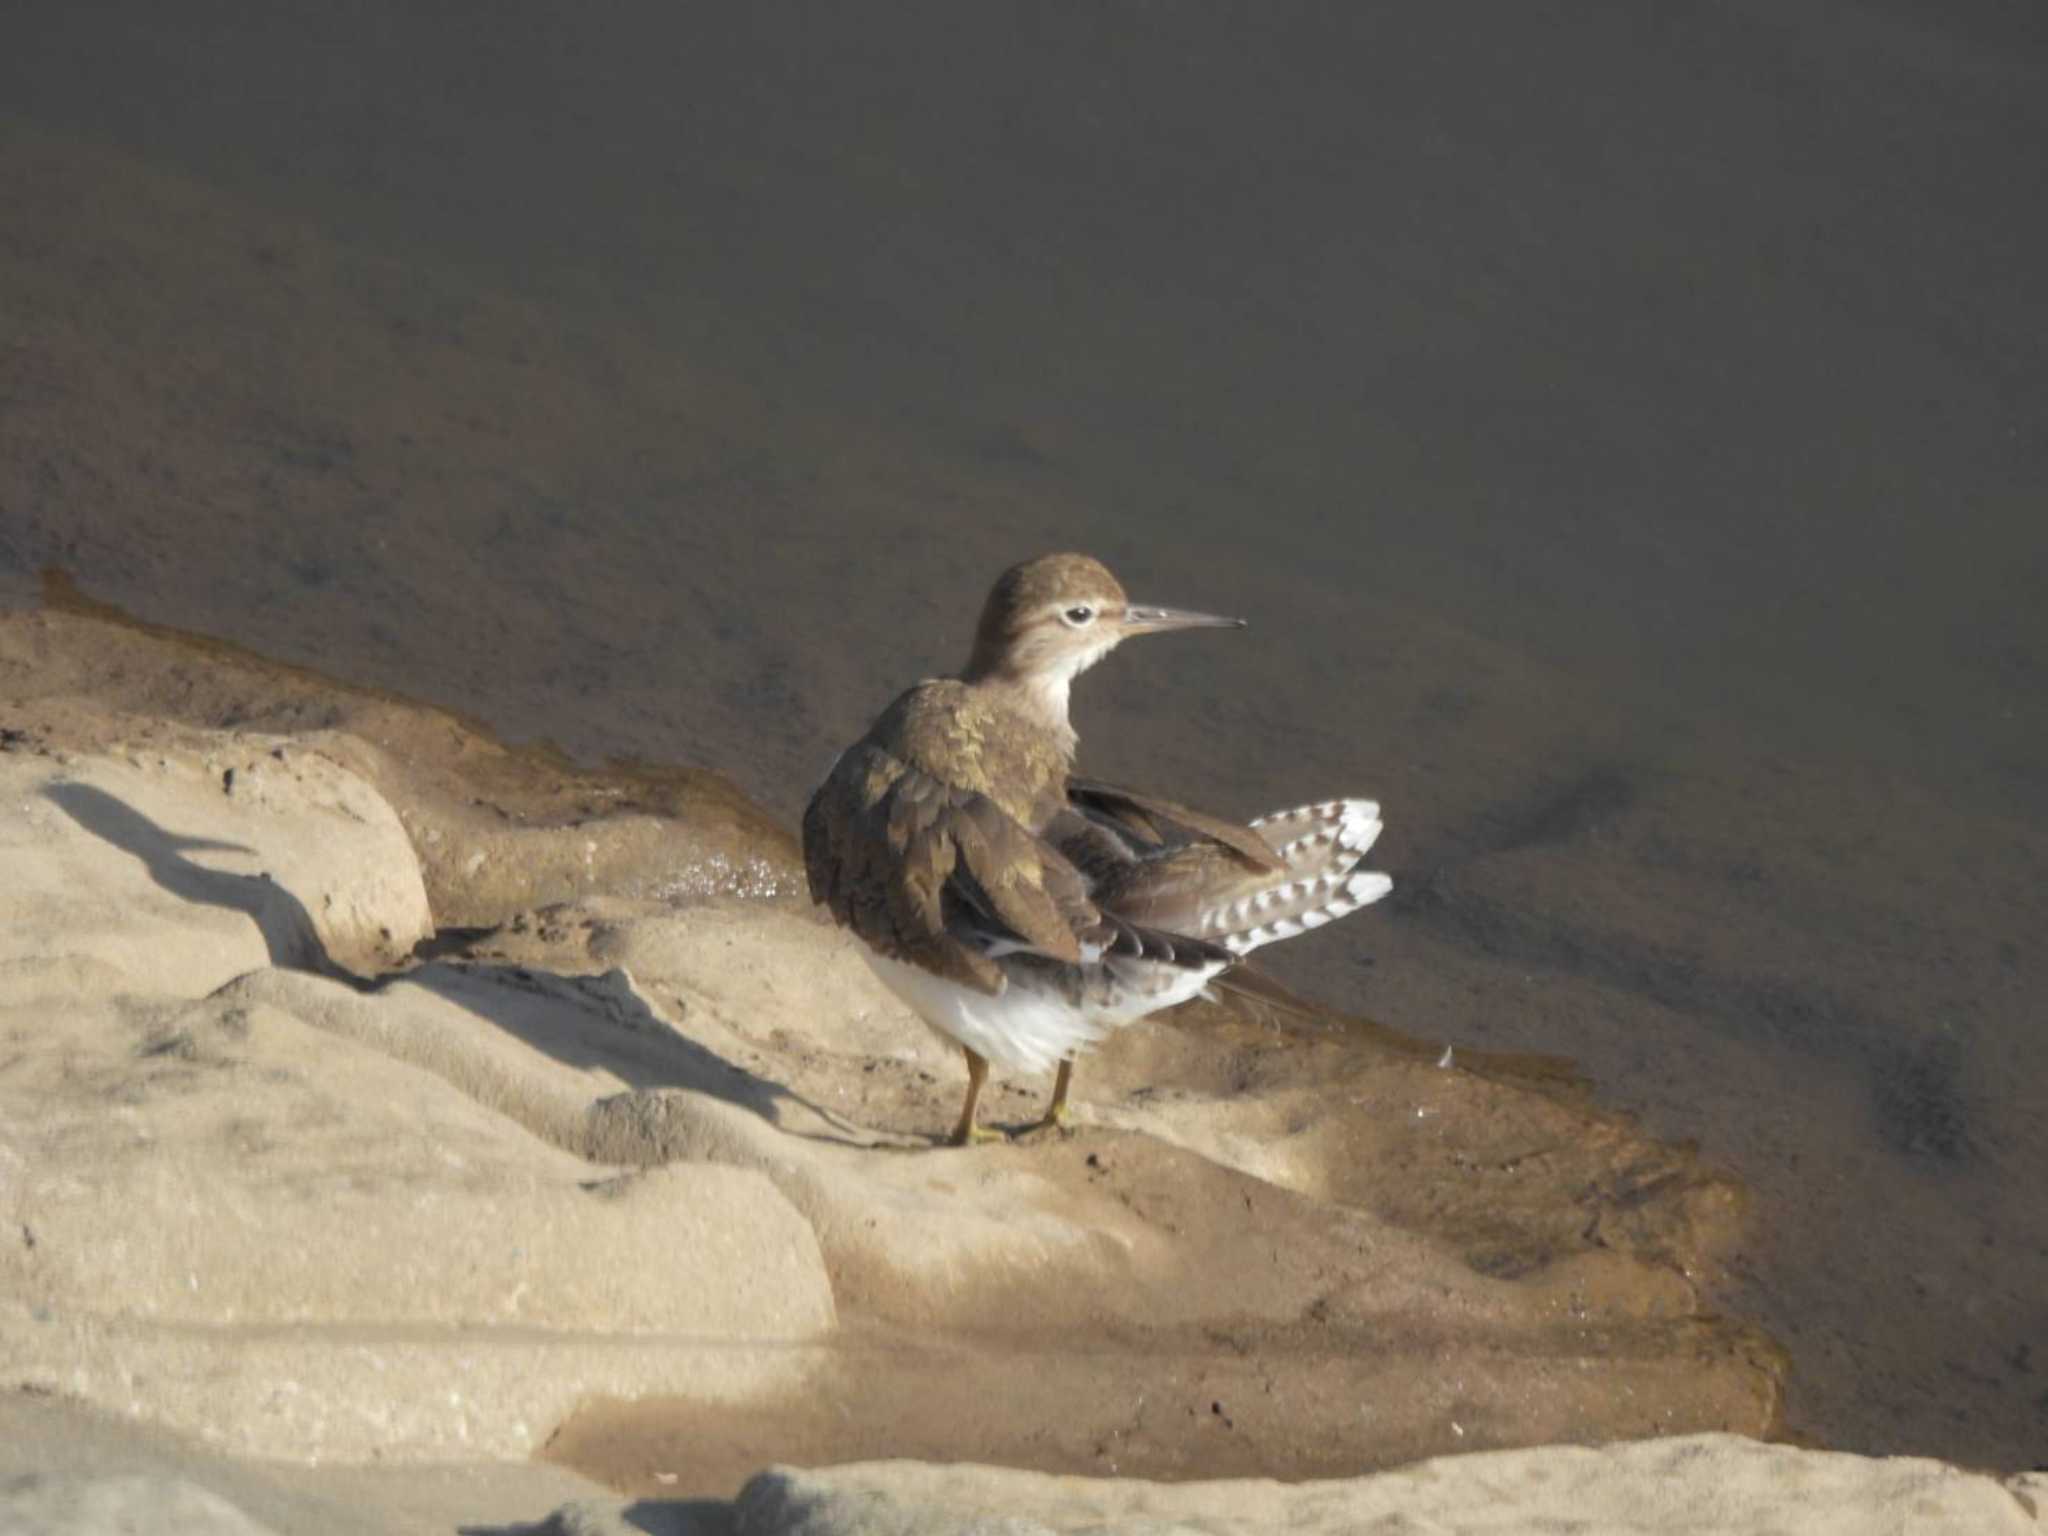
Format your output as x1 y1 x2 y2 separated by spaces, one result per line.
2 1 2043 1466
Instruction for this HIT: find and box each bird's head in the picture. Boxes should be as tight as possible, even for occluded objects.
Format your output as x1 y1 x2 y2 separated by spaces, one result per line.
962 554 1243 712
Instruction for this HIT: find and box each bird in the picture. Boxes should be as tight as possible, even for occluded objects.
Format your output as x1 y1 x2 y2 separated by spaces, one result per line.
803 552 1391 1145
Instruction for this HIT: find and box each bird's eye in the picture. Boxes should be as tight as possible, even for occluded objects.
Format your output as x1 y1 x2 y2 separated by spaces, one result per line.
1062 605 1096 627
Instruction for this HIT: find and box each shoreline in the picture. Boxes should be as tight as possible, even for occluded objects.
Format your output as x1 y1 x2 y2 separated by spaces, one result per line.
1 595 2039 1533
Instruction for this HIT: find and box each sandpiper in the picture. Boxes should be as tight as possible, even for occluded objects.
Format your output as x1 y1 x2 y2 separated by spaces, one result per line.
803 553 1391 1145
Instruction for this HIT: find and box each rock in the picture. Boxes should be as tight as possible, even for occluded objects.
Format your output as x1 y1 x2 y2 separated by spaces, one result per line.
0 625 1791 1481
0 1387 622 1536
0 740 835 1460
725 1435 2048 1536
4 985 831 1337
3 1304 833 1463
589 903 956 1074
0 1473 281 1536
1 740 431 987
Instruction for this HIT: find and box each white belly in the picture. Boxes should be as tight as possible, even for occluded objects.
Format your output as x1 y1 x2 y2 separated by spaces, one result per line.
860 949 1218 1076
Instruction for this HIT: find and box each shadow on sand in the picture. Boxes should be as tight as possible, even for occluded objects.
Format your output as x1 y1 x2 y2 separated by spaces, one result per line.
43 780 362 986
44 778 875 1145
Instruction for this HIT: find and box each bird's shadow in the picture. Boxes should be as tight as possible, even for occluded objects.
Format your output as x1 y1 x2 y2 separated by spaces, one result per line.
44 780 879 1144
393 955 795 1125
43 781 362 987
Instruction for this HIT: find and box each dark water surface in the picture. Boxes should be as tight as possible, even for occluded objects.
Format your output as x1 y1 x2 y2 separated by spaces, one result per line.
3 3 2044 1466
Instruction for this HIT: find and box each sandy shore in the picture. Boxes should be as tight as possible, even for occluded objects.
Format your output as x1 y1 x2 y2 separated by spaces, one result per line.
1 600 2040 1533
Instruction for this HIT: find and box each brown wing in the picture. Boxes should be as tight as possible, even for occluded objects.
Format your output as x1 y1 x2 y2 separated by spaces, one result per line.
1064 777 1284 872
1051 776 1284 936
804 743 1097 994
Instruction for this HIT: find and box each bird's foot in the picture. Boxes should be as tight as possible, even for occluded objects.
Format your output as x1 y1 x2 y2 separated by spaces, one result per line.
1024 1101 1073 1137
947 1118 1008 1148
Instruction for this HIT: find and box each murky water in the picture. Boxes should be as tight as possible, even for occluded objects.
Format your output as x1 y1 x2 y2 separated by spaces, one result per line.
2 2 2043 1467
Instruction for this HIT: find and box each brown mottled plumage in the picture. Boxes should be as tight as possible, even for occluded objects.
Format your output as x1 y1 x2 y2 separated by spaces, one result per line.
804 553 1391 1145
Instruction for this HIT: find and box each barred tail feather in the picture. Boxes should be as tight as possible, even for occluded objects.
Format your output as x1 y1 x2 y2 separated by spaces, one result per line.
1250 798 1382 876
1203 798 1391 955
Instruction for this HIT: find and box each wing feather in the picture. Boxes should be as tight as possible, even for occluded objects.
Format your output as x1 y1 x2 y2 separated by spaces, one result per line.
1050 775 1285 936
804 744 1096 994
1065 776 1283 872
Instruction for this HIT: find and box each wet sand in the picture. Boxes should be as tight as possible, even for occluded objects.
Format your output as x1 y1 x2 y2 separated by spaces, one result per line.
3 0 2045 1476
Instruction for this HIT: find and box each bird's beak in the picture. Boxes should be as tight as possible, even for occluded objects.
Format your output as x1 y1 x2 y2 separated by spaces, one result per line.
1120 603 1246 635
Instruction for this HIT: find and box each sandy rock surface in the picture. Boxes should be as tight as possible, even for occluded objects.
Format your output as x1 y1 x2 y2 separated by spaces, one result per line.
1 735 430 993
0 607 2028 1533
0 1473 285 1536
5 1424 2042 1536
714 1436 2048 1536
0 1390 606 1536
0 734 833 1461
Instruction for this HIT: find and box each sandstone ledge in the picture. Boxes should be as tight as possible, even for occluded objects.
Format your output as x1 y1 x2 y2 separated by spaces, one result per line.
1 604 2017 1533
718 1437 2048 1536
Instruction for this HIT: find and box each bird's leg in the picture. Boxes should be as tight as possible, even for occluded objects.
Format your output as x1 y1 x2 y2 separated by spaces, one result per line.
948 1047 1002 1146
1032 1058 1075 1132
